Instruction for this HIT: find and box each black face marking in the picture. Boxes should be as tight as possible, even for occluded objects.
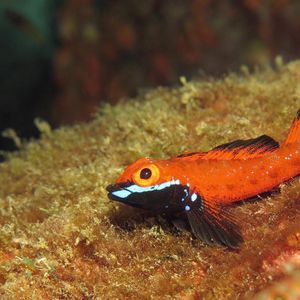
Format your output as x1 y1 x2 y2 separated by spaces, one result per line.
106 180 201 214
106 182 243 248
140 168 152 179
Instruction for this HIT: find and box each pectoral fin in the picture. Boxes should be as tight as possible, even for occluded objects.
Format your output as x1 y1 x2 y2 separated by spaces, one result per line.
186 204 243 248
171 217 190 232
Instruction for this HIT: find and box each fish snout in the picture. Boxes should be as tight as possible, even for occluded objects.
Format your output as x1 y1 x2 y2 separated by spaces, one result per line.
106 182 134 203
106 183 122 202
106 181 132 193
106 184 117 193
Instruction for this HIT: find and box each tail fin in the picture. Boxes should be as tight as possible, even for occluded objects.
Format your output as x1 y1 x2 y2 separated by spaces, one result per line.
285 110 300 144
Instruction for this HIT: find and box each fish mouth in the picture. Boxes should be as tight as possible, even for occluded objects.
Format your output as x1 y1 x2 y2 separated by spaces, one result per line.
106 181 134 202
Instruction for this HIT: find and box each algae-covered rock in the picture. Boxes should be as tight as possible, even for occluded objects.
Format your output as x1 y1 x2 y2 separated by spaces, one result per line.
1 60 300 299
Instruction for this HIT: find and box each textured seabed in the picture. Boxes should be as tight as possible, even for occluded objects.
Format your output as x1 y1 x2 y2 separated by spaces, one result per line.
0 60 300 299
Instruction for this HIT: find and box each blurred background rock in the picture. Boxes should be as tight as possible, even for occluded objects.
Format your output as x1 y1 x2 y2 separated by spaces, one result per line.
0 0 60 152
1 0 300 153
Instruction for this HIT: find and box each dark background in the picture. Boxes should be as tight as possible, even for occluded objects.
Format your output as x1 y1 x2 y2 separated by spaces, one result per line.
1 0 300 154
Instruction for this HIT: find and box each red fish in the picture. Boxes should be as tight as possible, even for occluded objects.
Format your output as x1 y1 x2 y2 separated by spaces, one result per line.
107 110 300 248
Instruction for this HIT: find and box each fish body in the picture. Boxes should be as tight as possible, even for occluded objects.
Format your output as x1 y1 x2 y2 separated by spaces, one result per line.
107 110 300 248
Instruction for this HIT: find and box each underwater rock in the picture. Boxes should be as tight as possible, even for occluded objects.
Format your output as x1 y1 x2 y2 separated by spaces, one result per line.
1 60 300 298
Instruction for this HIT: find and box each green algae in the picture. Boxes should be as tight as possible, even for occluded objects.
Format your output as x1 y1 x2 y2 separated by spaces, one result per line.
1 60 300 299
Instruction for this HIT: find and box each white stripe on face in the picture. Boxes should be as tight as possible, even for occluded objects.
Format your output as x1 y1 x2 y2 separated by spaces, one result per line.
111 179 181 199
112 189 132 198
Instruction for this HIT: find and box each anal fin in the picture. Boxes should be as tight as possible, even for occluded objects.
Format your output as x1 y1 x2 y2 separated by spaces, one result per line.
186 204 243 248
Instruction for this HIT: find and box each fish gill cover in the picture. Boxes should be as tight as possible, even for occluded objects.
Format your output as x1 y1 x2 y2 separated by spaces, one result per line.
0 60 300 299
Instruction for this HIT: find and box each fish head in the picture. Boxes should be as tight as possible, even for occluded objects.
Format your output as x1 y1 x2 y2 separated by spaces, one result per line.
106 158 189 213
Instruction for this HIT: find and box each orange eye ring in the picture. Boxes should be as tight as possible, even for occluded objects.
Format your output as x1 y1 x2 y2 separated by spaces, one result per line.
133 164 160 187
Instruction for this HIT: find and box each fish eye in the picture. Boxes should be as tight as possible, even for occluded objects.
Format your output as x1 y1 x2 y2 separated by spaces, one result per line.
133 164 160 187
140 168 152 179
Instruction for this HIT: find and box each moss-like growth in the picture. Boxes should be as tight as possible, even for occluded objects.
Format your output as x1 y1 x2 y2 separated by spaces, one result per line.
1 60 300 299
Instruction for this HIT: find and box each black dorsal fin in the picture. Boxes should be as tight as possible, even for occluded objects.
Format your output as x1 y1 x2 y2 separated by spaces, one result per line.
202 134 279 160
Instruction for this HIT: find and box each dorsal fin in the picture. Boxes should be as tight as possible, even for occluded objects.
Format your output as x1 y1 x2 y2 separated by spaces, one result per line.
176 151 206 159
176 135 279 161
202 134 279 160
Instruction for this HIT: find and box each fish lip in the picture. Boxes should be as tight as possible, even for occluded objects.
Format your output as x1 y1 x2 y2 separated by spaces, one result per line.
106 181 132 193
106 184 118 193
